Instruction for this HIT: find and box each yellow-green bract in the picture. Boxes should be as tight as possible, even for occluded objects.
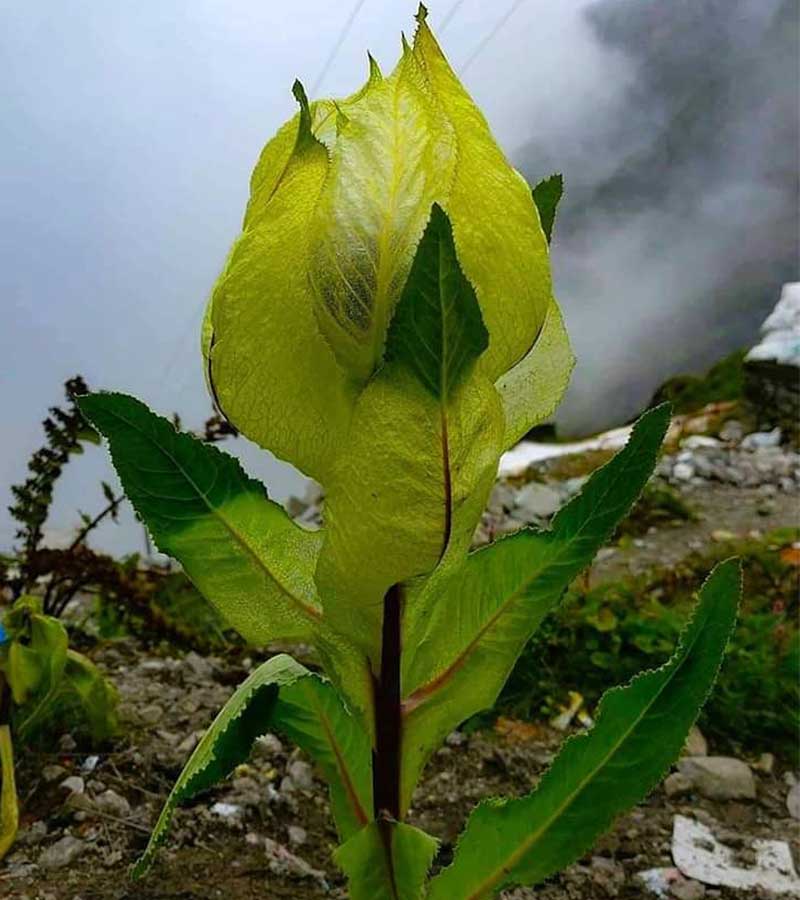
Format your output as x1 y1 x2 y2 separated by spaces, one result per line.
78 7 740 899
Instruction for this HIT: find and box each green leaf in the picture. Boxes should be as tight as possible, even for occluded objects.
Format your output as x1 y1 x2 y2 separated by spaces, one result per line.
532 173 563 244
495 296 574 450
334 820 438 900
386 202 488 398
428 559 741 899
205 82 355 484
62 650 118 742
400 404 672 810
315 202 500 664
273 664 373 839
134 654 371 877
9 612 69 741
78 393 322 645
0 725 17 861
309 42 456 384
413 13 551 378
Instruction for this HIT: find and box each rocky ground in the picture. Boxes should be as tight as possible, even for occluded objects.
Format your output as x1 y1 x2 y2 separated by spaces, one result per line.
3 417 799 899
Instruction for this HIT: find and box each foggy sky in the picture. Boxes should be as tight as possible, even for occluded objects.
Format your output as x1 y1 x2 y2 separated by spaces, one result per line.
1 0 797 555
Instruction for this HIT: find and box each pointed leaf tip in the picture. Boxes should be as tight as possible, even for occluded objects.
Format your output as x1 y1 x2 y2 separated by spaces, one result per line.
416 3 429 23
292 78 310 110
366 51 382 81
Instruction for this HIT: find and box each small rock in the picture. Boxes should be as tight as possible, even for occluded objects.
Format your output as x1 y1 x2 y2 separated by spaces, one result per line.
677 756 756 801
682 436 721 450
664 772 693 799
183 651 213 680
40 836 86 870
487 482 516 515
673 462 695 482
59 776 85 796
741 428 781 450
637 867 683 898
514 482 563 518
80 755 100 774
682 726 708 758
264 837 326 884
671 879 705 900
719 420 744 442
287 760 314 791
710 529 736 543
287 825 307 846
42 765 67 784
94 789 131 818
787 782 800 820
137 703 164 726
211 801 242 821
279 775 296 794
753 752 775 775
58 734 77 752
177 730 204 754
445 731 467 748
590 856 624 894
18 820 48 846
253 733 284 759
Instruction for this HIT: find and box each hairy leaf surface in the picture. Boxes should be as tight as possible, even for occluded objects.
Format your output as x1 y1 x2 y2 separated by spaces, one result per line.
315 205 502 665
334 820 438 900
205 85 354 483
133 654 371 877
428 559 741 899
400 404 671 808
310 43 456 384
78 393 322 644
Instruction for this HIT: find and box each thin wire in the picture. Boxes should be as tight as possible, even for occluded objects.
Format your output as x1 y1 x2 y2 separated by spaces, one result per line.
439 0 468 34
311 0 369 96
459 0 527 74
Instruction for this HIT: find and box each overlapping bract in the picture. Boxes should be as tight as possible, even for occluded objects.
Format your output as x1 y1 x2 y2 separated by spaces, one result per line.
203 10 567 662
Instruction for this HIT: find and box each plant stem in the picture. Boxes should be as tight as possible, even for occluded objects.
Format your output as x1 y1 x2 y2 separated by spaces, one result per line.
373 583 402 821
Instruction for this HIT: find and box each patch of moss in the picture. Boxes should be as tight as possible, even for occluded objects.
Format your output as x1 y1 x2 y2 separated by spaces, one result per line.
649 349 746 415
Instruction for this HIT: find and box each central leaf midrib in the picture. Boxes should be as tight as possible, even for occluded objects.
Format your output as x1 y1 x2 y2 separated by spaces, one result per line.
104 405 321 624
405 436 651 707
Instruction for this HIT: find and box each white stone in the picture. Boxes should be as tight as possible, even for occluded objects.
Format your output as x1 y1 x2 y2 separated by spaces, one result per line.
287 825 307 846
59 776 85 796
94 789 131 818
677 756 755 801
787 782 800 820
514 482 563 518
39 836 86 870
287 760 314 791
210 801 242 820
673 462 695 481
682 726 708 757
672 814 800 894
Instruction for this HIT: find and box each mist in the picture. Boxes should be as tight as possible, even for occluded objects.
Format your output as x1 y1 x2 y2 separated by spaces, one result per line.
1 0 797 554
515 0 799 433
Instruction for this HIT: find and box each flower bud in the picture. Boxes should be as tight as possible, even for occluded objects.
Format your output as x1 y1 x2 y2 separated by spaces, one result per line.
204 6 553 482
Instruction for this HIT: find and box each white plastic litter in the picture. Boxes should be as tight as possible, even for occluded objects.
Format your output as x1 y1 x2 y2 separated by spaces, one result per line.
672 814 800 894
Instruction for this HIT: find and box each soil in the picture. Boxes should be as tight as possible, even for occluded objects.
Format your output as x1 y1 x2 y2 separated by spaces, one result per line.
3 480 799 900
